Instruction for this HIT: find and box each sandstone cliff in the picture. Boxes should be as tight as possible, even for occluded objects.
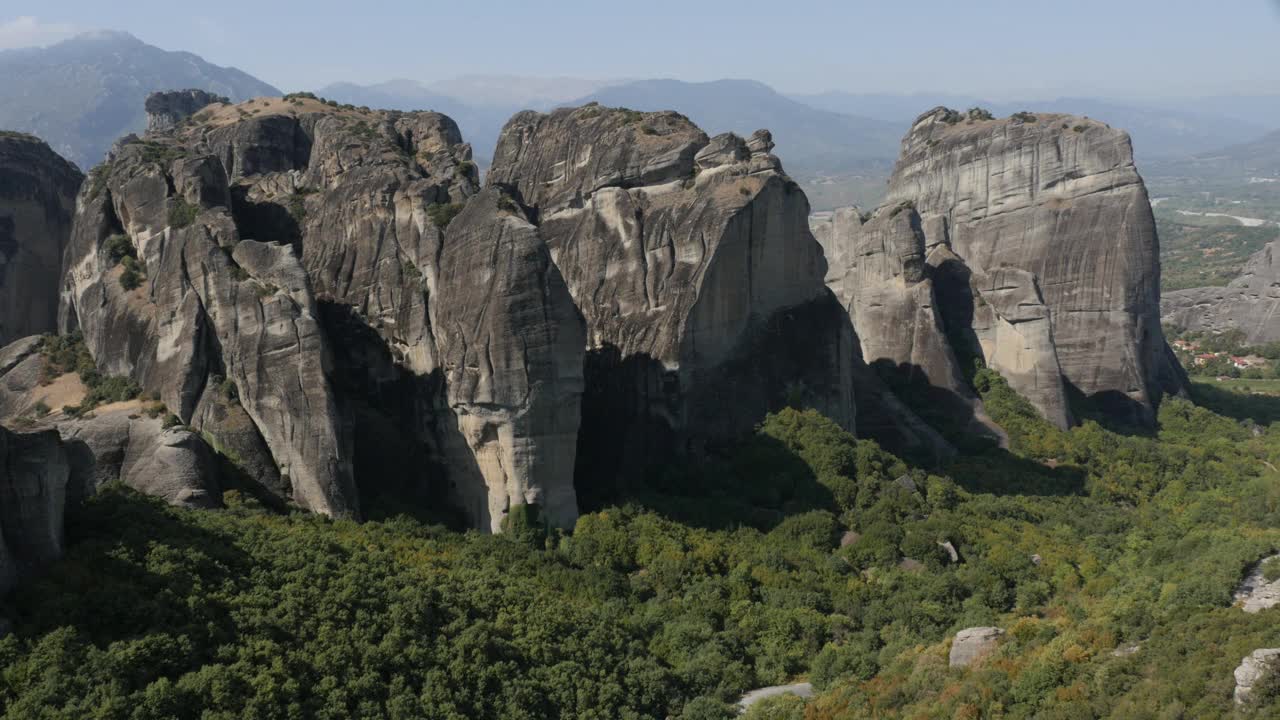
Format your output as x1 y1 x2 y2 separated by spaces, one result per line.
827 107 1186 427
60 94 358 517
1162 238 1280 344
57 91 592 531
489 106 859 485
0 133 83 347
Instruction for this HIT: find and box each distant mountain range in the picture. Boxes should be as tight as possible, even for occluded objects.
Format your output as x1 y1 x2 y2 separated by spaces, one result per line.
794 92 1271 162
0 31 278 169
1 30 1277 182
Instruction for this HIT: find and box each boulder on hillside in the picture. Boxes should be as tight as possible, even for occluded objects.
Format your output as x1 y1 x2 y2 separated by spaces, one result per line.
949 626 1004 668
1235 648 1280 705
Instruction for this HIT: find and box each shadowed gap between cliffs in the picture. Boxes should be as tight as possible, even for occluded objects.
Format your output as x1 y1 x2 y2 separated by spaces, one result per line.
317 301 467 529
572 295 856 532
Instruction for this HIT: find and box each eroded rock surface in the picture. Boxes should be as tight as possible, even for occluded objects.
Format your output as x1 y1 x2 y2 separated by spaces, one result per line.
1163 239 1280 345
822 108 1184 430
0 133 82 347
949 626 1004 668
59 97 357 518
430 189 584 531
1234 554 1280 613
1235 648 1280 705
489 106 857 487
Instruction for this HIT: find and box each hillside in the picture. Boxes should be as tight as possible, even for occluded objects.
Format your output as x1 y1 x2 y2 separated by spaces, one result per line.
0 31 279 168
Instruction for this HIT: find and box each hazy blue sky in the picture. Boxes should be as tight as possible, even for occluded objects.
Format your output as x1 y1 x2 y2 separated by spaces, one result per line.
2 0 1279 98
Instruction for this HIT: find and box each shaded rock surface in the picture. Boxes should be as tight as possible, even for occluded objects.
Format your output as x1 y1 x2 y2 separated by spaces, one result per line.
0 133 83 347
821 108 1185 431
59 106 357 517
1162 239 1280 345
949 626 1004 668
0 425 68 594
488 105 858 490
1235 648 1280 705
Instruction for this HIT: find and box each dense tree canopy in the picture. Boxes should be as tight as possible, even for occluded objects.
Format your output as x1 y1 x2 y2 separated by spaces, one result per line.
1 369 1279 718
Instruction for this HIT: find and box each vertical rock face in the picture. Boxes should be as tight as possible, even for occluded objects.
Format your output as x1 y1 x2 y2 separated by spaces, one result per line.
1162 238 1280 344
949 626 1004 668
0 425 68 595
61 94 593 531
812 204 997 437
488 106 856 488
848 107 1186 426
59 98 358 518
0 133 83 347
144 90 231 132
430 189 584 531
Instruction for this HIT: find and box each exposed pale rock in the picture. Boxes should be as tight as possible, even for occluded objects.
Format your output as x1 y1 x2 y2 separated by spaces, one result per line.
0 133 82 346
56 405 220 508
430 188 585 532
59 116 357 517
1235 648 1280 705
949 626 1005 668
1234 553 1280 613
881 108 1186 426
489 105 856 488
1162 239 1280 344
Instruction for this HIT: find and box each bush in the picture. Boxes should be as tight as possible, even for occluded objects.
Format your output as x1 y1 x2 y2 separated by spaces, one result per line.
1263 556 1280 582
426 202 463 228
167 197 199 229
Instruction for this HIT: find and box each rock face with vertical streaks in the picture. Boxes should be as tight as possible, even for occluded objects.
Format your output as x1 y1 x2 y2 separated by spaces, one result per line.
488 105 859 486
820 108 1185 430
0 133 83 347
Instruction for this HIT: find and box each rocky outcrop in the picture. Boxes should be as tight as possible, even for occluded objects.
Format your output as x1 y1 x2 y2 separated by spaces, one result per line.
489 106 857 487
145 90 230 133
430 189 584 531
949 626 1004 668
812 204 1006 440
1162 239 1280 345
1235 648 1280 705
0 425 68 594
821 108 1185 428
0 133 83 347
1233 554 1280 613
59 94 598 531
59 102 358 518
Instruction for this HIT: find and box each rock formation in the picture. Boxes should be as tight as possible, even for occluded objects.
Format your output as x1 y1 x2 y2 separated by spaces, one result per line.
949 626 1004 668
60 97 358 518
54 92 596 531
145 90 230 132
1235 648 1280 705
1233 553 1280 613
429 188 585 531
0 133 83 347
488 105 858 487
0 336 222 509
0 425 68 594
1162 238 1280 345
822 108 1186 429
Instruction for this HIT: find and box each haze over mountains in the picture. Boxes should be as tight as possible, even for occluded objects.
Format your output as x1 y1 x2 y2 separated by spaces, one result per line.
0 30 278 168
1 30 1278 185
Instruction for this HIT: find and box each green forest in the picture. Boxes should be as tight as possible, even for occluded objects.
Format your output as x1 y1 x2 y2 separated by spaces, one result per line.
2 368 1279 719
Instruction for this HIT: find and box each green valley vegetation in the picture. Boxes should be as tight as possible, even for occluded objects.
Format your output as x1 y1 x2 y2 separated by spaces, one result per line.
2 365 1280 718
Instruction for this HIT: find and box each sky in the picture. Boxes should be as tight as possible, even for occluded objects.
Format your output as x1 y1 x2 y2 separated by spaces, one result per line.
2 0 1279 99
